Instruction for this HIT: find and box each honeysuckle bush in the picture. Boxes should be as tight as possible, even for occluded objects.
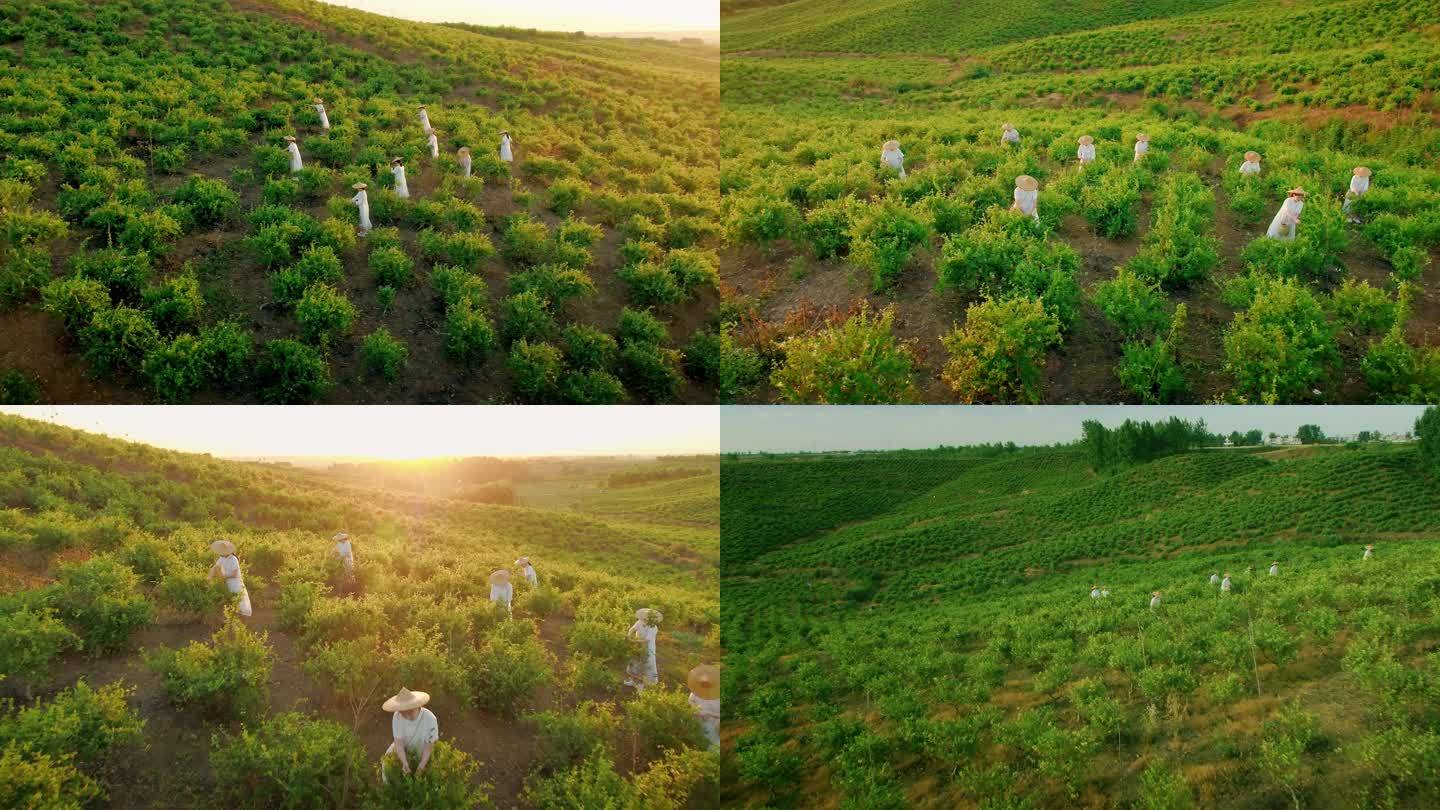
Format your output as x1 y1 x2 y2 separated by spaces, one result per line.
722 437 1440 806
0 0 719 403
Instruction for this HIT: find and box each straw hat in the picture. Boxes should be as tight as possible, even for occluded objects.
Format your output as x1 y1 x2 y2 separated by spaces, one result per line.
688 665 720 700
1354 166 1371 177
489 569 511 586
1271 560 1279 565
1003 122 1015 130
210 540 236 556
1224 571 1231 576
283 135 296 142
352 182 367 190
391 157 405 166
314 97 324 104
515 556 530 566
418 104 427 109
457 146 470 154
501 130 510 137
636 607 663 623
1152 591 1161 597
1365 544 1374 549
332 532 349 541
1136 133 1149 141
882 139 900 150
1015 175 1038 192
1287 187 1307 197
382 687 430 712
1078 135 1094 145
1244 151 1261 161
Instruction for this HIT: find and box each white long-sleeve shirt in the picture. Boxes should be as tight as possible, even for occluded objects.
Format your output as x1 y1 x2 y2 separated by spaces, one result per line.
1267 197 1303 238
500 135 513 163
1133 141 1149 161
287 142 303 173
628 621 658 657
216 554 244 592
1013 188 1038 219
391 708 438 754
1350 175 1370 196
490 583 512 606
1078 144 1095 163
880 146 904 172
418 109 432 132
519 564 537 587
335 539 353 569
1150 595 1161 609
1221 577 1232 592
427 132 438 159
350 191 371 231
315 104 330 130
459 152 471 178
1002 128 1019 144
1239 161 1261 176
1269 564 1279 576
392 165 409 198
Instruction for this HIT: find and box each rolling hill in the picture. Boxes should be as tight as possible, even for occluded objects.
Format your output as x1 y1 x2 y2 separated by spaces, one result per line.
0 0 720 404
718 0 1440 404
721 441 1440 807
0 413 719 808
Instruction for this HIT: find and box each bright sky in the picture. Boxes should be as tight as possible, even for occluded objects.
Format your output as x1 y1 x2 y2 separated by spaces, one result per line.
0 406 718 459
318 0 717 33
723 406 1433 453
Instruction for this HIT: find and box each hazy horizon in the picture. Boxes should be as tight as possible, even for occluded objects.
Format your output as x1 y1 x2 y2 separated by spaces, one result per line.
1 406 719 459
317 0 717 35
722 406 1431 453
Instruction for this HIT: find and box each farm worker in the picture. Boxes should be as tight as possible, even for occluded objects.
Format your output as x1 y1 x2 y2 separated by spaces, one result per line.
350 183 371 236
688 665 721 751
417 105 432 132
1221 572 1232 593
1149 591 1162 610
1011 175 1040 221
381 687 438 784
207 540 252 617
426 128 440 159
880 139 906 179
1077 135 1095 165
1265 187 1306 240
314 97 330 130
333 532 354 573
1101 587 1110 598
489 569 513 617
1090 584 1101 599
1269 560 1279 576
1343 166 1371 221
391 157 410 199
457 146 472 178
1001 122 1020 145
1363 544 1374 560
283 135 303 173
500 130 514 164
1210 572 1220 585
625 608 662 692
1133 133 1149 163
1240 151 1262 176
514 556 538 587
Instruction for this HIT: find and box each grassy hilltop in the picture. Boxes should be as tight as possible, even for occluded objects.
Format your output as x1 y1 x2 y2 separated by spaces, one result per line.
721 439 1440 807
0 414 719 807
719 0 1440 404
0 0 720 404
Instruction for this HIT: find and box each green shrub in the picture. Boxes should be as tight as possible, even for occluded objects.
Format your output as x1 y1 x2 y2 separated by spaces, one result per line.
256 339 331 403
71 248 152 302
725 195 797 245
211 712 369 810
548 179 586 216
251 222 304 269
522 748 638 809
941 296 1061 404
0 743 101 810
773 305 919 404
850 201 929 291
0 246 49 308
623 686 708 757
444 301 497 366
0 608 79 689
502 291 558 346
804 197 853 259
361 328 409 382
1327 278 1396 336
1080 167 1141 238
147 615 273 721
418 229 495 270
935 211 1080 328
0 680 144 762
663 249 718 293
0 369 42 404
509 341 564 403
502 215 553 266
561 369 627 404
561 325 618 371
432 266 489 310
42 276 110 334
119 209 182 255
157 569 231 620
527 702 618 774
618 262 683 306
567 621 630 665
617 343 684 403
273 246 345 305
56 557 154 654
509 264 596 309
143 334 207 403
172 176 240 226
1224 277 1338 402
195 322 254 389
617 307 669 347
365 741 491 810
143 270 204 335
369 246 414 289
1094 268 1169 339
1118 305 1190 404
296 283 357 346
263 177 300 206
1363 328 1440 403
463 635 553 716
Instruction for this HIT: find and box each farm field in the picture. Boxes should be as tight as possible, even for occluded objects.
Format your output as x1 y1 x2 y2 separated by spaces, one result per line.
0 412 720 808
0 0 721 404
721 410 1440 807
719 0 1440 403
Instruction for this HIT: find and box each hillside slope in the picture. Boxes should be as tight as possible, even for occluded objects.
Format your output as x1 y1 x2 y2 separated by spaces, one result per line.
722 444 1440 807
0 0 720 404
0 414 719 807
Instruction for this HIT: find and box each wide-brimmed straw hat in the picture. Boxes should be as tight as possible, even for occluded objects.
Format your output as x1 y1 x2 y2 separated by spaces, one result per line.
1136 133 1149 141
1003 122 1015 130
332 532 349 541
1271 560 1279 565
283 135 296 142
515 556 530 566
688 665 720 699
1365 544 1374 548
489 569 511 586
1287 187 1307 197
418 104 427 109
882 139 900 150
1244 151 1261 161
314 97 324 104
1016 175 1038 192
636 607 663 623
391 157 405 166
457 146 470 154
1152 591 1161 596
352 182 367 190
210 540 236 556
382 687 430 712
1078 135 1094 145
1354 166 1372 177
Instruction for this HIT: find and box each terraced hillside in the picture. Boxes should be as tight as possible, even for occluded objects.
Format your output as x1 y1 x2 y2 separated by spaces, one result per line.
0 414 720 808
722 440 1440 807
0 0 720 404
719 0 1440 403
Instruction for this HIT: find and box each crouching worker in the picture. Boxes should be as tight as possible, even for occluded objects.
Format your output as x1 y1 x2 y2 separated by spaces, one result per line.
381 687 437 783
515 556 538 587
208 540 252 617
489 568 513 617
688 664 720 751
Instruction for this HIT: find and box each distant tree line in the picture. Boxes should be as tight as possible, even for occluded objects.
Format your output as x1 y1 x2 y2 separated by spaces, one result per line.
1080 417 1218 470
